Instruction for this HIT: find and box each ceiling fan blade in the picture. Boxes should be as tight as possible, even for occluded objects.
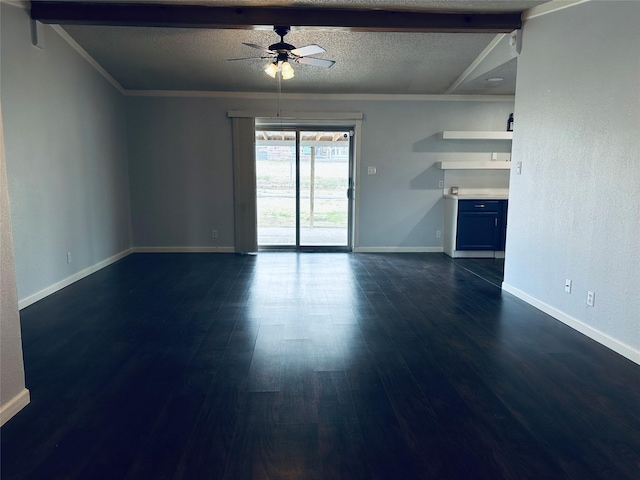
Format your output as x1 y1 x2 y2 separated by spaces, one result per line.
295 57 336 69
290 44 325 57
227 56 272 61
242 42 274 54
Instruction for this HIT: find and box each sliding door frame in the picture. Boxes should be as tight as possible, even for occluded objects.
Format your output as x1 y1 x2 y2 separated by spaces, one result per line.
297 127 352 251
255 117 361 251
228 111 363 252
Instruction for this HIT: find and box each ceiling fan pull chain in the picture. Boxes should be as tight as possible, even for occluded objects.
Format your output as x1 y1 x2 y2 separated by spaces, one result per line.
276 73 282 118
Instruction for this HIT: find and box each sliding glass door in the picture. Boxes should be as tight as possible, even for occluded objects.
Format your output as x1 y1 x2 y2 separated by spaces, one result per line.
255 130 297 246
256 128 353 250
299 132 351 247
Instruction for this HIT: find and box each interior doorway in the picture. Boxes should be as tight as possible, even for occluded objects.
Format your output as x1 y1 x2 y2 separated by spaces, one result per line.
255 128 353 250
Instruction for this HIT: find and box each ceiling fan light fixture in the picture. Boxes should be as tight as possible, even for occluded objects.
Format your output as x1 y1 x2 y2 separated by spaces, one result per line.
233 26 332 80
281 61 295 80
264 62 279 78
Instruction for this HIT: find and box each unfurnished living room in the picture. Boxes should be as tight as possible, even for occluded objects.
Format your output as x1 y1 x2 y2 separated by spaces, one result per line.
1 1 639 479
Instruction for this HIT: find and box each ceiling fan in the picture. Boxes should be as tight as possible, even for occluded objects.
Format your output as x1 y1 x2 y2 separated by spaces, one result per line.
227 26 336 79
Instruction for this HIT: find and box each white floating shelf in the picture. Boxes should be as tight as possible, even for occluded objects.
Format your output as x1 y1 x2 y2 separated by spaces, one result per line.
437 161 512 170
442 131 513 140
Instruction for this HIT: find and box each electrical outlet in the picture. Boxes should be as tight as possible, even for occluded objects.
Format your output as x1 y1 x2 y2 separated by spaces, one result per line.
564 279 572 293
586 291 595 307
438 180 444 189
436 230 442 239
67 252 72 264
212 229 218 239
367 166 377 175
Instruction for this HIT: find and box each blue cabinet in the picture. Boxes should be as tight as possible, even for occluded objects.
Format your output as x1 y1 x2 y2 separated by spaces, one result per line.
456 200 507 251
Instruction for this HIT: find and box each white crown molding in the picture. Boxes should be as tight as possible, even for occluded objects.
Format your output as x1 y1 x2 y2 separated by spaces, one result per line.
127 90 515 102
1 0 29 9
523 0 591 21
502 282 640 366
0 389 30 426
50 25 126 95
231 111 363 120
126 90 286 99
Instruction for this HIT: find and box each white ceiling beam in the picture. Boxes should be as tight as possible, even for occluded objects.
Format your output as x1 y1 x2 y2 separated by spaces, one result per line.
445 33 508 94
523 0 591 20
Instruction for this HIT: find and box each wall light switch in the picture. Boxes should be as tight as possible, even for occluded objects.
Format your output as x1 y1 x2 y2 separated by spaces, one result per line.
516 162 522 175
367 166 377 175
565 279 571 293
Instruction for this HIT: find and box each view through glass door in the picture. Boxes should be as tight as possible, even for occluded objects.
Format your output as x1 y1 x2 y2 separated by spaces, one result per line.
256 129 352 249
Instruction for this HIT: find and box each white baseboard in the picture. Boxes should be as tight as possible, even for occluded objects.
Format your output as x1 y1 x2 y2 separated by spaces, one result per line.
18 247 238 309
353 247 444 253
133 246 236 253
18 248 134 310
450 251 497 258
0 388 30 426
502 283 640 365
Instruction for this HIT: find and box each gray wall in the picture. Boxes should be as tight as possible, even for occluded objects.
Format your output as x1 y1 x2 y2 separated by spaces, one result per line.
1 4 132 301
127 97 235 248
126 96 513 249
354 100 512 247
504 1 640 355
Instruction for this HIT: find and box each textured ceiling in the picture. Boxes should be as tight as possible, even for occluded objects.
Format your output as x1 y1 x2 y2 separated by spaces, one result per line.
57 0 549 94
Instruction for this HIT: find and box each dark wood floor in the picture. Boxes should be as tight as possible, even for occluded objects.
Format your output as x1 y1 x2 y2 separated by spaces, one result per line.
454 257 505 288
2 253 639 480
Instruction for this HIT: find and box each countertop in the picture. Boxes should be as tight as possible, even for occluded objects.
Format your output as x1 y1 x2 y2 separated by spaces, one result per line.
444 193 509 200
443 188 509 200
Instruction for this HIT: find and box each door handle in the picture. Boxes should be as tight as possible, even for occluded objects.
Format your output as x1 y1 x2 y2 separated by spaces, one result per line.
475 205 485 208
495 218 498 227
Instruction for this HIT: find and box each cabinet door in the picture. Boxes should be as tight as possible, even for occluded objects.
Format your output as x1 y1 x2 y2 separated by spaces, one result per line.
456 211 500 250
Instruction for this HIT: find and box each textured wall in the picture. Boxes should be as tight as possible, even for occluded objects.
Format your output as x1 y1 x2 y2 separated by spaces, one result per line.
1 103 27 410
126 96 514 250
504 1 640 353
1 4 132 301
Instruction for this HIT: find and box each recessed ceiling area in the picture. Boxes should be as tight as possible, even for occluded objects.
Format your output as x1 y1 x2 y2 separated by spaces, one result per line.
453 57 518 95
37 0 550 95
62 26 502 93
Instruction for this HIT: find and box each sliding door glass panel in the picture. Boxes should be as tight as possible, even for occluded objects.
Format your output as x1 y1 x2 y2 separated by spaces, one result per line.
256 130 296 246
299 131 350 247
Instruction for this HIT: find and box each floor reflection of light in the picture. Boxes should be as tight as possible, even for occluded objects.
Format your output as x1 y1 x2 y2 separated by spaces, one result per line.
246 253 364 371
